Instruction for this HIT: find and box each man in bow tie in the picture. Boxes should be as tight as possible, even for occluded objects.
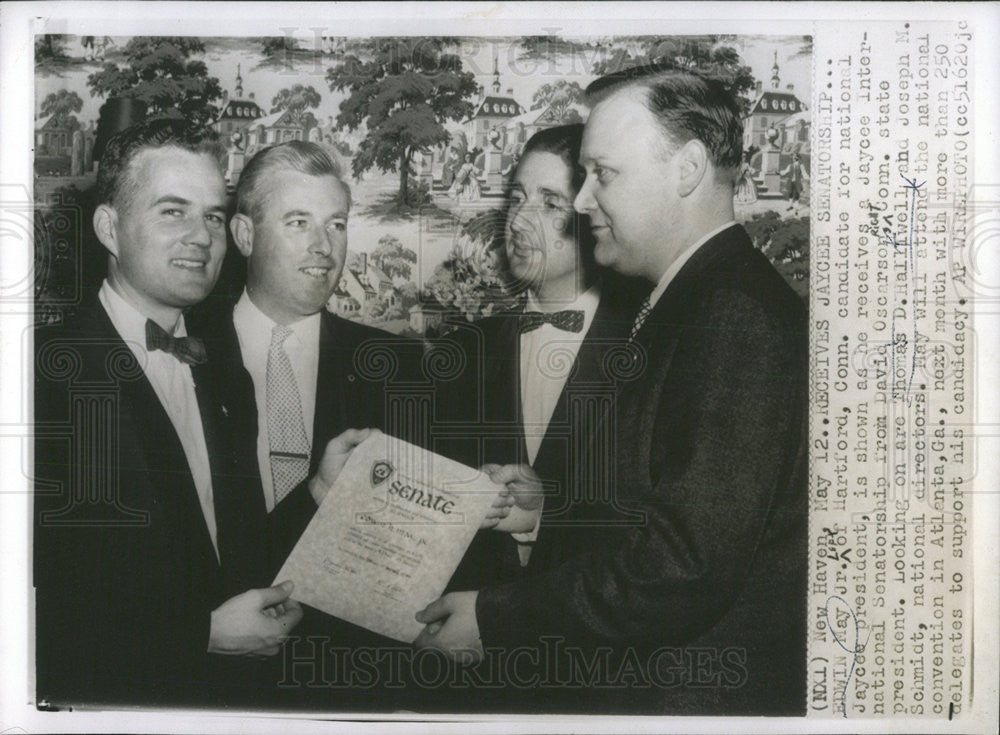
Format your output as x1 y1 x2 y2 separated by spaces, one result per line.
430 124 646 633
33 121 358 707
417 72 808 716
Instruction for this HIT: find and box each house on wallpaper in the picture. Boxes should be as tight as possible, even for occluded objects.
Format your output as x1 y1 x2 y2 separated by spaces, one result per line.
504 99 585 152
774 109 810 153
742 52 809 152
331 252 399 319
408 301 446 335
327 280 361 319
211 65 264 139
34 114 78 157
245 109 310 148
465 55 525 152
34 115 96 177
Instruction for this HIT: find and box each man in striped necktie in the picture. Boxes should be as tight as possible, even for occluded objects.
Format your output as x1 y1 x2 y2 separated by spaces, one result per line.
416 68 808 717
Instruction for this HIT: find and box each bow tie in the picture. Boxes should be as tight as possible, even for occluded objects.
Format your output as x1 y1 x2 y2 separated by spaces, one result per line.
145 319 208 365
518 309 585 334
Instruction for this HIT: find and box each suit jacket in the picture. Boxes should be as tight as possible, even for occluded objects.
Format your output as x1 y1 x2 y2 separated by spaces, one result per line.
474 225 809 715
33 298 295 707
189 300 430 710
189 301 431 570
439 277 645 592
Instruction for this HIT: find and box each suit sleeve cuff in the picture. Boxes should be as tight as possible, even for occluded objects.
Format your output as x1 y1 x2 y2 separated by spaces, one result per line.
475 580 537 650
510 505 543 543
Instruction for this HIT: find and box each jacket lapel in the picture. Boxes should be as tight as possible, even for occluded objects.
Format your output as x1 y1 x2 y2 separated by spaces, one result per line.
487 313 526 451
190 355 250 580
312 312 347 472
93 305 220 571
535 285 635 460
531 292 632 539
454 312 526 469
630 224 748 351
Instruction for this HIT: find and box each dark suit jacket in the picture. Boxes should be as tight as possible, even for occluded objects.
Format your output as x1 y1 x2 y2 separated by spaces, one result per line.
474 225 809 715
189 302 431 571
438 278 645 593
189 300 430 710
33 298 306 707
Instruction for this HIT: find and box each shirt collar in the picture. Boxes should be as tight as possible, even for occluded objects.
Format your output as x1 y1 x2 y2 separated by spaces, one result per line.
99 279 187 350
524 283 601 317
234 288 322 348
646 220 737 311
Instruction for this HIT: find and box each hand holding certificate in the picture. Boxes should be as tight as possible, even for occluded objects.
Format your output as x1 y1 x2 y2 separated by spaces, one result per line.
273 431 503 642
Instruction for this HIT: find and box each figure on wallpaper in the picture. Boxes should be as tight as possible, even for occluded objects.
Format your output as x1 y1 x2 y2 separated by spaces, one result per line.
449 152 482 202
735 150 759 204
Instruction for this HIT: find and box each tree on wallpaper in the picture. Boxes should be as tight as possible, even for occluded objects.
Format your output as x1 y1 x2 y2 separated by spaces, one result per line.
371 235 418 281
326 38 479 209
87 37 223 128
271 83 323 128
591 35 758 114
530 80 585 122
39 89 84 129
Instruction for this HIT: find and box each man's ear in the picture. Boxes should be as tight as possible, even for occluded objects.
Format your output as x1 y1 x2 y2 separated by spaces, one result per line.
675 138 709 198
92 204 119 257
230 213 255 258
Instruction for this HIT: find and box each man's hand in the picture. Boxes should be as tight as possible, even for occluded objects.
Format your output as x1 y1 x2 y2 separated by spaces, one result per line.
208 580 303 656
484 464 544 533
478 463 515 529
414 591 483 664
308 428 373 506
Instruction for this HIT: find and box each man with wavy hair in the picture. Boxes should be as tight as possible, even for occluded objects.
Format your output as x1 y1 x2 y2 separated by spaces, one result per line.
416 70 808 716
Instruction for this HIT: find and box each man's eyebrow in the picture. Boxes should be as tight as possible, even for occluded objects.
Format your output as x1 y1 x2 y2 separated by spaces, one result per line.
537 186 570 199
151 195 225 213
281 209 349 220
153 195 191 206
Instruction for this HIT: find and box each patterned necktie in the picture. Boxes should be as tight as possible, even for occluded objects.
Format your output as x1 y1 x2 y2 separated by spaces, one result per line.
145 319 208 365
266 325 311 505
518 309 585 334
629 296 653 342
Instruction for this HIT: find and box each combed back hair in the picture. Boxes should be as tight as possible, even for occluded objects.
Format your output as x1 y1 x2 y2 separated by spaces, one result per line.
506 123 597 285
519 123 586 193
585 67 744 183
96 119 224 209
236 140 351 223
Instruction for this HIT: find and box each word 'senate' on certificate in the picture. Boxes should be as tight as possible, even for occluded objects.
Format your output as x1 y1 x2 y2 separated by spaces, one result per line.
274 431 501 642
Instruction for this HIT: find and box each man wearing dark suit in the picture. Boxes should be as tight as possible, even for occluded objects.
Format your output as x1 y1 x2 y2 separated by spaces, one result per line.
217 141 425 532
202 140 428 708
33 121 348 707
440 125 646 594
415 70 808 716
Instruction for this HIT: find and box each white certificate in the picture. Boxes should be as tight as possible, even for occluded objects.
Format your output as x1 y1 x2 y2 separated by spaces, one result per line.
273 431 500 643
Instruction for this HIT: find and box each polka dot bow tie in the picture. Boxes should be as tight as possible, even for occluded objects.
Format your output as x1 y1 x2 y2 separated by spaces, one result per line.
517 310 585 334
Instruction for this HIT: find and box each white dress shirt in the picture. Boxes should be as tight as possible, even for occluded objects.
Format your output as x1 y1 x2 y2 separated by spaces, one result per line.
519 286 602 463
233 290 321 511
646 220 738 312
98 280 218 556
514 284 601 563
